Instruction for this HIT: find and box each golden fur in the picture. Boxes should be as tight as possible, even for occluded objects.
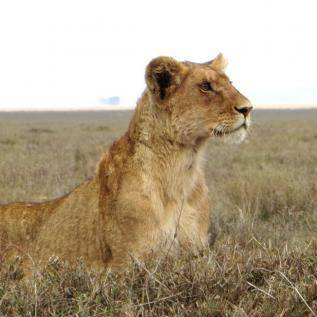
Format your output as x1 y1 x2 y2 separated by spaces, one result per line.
0 54 252 270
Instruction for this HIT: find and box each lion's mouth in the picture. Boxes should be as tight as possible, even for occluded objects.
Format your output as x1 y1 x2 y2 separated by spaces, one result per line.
212 123 248 137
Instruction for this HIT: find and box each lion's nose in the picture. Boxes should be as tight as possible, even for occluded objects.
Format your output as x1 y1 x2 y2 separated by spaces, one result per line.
234 106 253 117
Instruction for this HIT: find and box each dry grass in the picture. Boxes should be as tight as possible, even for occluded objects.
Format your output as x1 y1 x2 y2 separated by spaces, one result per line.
0 109 317 316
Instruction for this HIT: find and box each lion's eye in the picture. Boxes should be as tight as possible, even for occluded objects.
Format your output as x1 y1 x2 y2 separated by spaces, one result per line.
200 81 214 92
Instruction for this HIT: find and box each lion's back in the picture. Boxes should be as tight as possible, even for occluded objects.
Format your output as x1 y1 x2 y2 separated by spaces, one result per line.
0 200 59 258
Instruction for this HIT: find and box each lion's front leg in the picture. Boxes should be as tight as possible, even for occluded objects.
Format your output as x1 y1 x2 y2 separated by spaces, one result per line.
101 195 159 270
177 179 211 253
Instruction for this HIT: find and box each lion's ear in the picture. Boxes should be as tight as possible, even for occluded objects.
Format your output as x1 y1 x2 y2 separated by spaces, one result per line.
209 53 228 72
145 56 185 101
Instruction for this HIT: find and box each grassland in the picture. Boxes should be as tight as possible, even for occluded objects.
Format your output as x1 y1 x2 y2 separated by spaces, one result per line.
0 109 317 316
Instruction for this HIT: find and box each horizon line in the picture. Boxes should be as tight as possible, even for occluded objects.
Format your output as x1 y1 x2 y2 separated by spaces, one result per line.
0 104 317 112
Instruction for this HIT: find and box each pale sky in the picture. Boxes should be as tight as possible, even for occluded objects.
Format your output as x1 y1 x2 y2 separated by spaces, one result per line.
0 0 316 109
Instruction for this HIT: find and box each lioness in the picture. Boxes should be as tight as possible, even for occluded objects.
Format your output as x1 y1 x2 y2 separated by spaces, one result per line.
0 54 252 270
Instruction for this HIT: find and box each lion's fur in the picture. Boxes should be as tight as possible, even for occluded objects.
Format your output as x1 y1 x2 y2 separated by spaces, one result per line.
0 54 252 270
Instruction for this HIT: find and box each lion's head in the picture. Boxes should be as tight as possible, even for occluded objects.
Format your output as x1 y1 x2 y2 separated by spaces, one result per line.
145 54 252 145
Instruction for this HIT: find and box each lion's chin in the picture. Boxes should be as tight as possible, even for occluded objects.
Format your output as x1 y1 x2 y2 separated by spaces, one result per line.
211 124 248 144
222 126 248 144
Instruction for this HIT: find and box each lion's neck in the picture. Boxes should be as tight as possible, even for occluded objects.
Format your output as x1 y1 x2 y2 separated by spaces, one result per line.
127 92 207 201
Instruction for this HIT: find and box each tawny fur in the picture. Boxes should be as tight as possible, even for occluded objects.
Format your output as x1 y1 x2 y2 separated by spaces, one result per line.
0 54 252 270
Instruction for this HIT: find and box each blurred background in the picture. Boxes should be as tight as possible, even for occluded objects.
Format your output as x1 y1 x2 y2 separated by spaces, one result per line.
0 0 316 110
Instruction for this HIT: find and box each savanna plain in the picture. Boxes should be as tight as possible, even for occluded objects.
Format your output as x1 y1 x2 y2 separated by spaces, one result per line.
0 109 317 316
